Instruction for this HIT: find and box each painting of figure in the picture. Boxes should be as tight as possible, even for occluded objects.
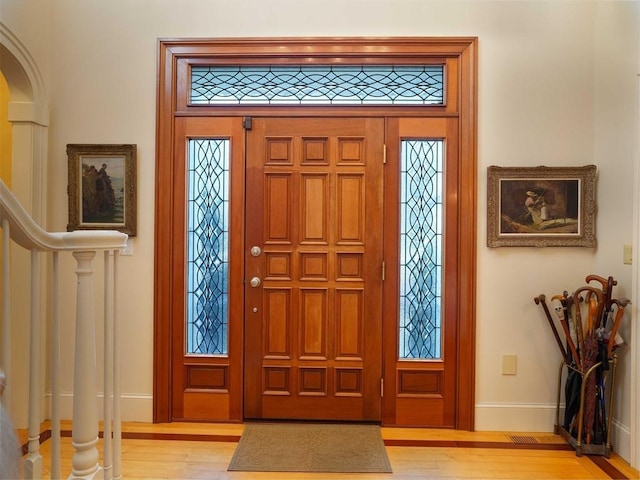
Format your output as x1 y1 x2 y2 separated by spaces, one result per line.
81 156 124 225
499 178 580 235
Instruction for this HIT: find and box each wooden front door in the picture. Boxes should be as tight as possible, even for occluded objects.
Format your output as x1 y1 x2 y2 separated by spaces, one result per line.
243 117 384 421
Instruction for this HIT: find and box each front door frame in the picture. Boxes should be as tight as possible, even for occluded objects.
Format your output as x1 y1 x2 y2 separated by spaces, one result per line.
154 37 477 429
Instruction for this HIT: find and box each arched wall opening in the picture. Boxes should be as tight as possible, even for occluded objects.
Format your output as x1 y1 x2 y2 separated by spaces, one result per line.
0 21 49 428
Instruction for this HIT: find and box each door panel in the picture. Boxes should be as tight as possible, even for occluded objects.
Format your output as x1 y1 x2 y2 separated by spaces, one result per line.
244 118 384 421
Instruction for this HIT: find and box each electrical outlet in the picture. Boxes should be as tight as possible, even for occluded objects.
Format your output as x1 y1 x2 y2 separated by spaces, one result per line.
623 244 632 265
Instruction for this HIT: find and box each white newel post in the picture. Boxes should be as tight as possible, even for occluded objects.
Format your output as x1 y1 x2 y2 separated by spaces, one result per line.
69 251 102 480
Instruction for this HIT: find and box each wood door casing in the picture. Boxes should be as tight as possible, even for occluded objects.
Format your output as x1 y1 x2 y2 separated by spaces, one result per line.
244 118 384 421
154 38 477 428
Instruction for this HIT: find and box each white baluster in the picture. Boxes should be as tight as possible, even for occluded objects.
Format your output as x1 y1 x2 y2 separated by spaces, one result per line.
103 251 113 480
24 249 43 479
112 250 122 480
1 219 11 413
69 251 101 480
51 251 61 479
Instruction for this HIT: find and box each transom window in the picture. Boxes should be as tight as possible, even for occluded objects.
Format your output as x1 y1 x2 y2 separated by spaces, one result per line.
190 65 444 105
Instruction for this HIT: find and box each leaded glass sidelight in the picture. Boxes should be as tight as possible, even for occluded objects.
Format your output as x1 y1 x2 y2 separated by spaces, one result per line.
186 139 229 355
399 140 443 359
190 65 444 105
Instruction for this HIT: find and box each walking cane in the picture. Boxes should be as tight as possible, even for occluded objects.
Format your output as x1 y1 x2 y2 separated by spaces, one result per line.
534 294 568 363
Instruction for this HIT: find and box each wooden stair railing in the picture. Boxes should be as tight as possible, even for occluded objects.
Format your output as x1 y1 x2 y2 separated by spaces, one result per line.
1 179 127 480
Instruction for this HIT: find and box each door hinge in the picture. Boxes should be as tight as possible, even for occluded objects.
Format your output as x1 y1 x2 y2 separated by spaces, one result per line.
243 116 253 130
383 144 387 164
380 378 384 397
381 261 386 281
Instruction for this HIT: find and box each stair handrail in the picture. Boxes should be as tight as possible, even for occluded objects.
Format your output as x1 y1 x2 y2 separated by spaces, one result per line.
1 179 127 252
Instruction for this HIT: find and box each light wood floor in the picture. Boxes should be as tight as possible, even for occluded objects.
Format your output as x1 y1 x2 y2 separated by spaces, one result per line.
21 421 640 479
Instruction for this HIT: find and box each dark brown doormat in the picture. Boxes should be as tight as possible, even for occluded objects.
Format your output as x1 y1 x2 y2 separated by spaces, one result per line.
228 423 393 473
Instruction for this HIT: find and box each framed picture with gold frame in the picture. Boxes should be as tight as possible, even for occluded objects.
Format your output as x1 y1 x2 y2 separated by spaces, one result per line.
67 144 137 237
487 165 596 247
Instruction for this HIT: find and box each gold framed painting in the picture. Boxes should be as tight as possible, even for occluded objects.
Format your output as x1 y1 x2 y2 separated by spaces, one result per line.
487 165 596 247
67 144 137 237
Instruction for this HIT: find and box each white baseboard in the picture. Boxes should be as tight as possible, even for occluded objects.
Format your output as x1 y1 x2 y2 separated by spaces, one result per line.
610 418 632 462
475 402 632 463
475 402 558 432
45 392 153 423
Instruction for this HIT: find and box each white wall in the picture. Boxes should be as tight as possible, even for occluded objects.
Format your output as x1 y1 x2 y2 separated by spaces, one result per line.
592 2 640 461
632 3 640 468
1 0 638 463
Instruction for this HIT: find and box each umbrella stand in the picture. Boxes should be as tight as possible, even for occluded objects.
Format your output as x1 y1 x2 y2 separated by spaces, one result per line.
544 274 629 458
555 357 614 457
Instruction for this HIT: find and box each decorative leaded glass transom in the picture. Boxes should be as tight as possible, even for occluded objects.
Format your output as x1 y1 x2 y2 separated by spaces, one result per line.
399 140 443 359
190 65 444 105
186 139 230 355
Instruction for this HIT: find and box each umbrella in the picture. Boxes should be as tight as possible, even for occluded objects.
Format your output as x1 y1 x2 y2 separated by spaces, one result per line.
572 285 604 444
581 334 599 443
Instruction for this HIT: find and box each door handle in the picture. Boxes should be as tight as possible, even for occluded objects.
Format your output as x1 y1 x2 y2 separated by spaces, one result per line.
249 277 261 288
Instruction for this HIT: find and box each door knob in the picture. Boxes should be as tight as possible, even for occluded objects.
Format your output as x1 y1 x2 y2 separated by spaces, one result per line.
250 246 262 257
250 277 261 288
